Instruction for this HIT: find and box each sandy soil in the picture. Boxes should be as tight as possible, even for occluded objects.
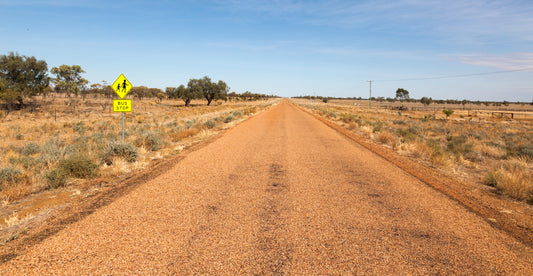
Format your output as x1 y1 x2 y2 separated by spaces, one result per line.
1 100 532 274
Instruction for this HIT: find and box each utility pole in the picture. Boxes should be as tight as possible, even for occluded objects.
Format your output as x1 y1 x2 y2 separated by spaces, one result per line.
367 80 372 108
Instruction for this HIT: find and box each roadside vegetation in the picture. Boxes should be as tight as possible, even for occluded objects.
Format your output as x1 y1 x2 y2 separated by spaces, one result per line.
294 98 533 204
0 96 276 205
0 51 279 228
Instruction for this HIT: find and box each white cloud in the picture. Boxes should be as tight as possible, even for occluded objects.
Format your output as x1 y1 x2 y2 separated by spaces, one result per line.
215 0 533 43
456 53 533 70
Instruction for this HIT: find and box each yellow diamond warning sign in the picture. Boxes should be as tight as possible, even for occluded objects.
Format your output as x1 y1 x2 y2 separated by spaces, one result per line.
112 74 132 99
113 99 132 112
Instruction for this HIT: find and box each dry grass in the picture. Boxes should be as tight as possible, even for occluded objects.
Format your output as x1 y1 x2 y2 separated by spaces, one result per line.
486 158 533 203
0 94 278 204
476 143 507 159
294 98 533 203
377 131 397 149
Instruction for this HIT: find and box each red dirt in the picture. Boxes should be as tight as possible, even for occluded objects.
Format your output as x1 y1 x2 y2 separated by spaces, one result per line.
1 99 532 274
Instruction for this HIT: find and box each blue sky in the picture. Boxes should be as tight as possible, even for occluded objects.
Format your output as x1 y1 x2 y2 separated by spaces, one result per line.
1 0 532 101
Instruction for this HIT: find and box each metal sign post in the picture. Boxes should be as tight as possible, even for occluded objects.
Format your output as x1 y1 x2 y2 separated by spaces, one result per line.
122 112 125 141
111 74 133 142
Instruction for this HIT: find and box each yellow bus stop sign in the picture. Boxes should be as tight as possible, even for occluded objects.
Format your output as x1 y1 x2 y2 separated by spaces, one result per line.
113 99 132 112
112 73 132 99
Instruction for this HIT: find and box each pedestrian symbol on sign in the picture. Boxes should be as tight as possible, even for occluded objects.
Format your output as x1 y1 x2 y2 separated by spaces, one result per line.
112 74 132 99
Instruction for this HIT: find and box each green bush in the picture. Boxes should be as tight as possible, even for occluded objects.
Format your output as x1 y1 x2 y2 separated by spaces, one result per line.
45 168 69 189
0 167 22 185
204 120 216 129
58 154 99 179
21 142 40 156
135 131 164 151
443 109 454 118
101 141 138 164
233 111 243 117
225 115 234 123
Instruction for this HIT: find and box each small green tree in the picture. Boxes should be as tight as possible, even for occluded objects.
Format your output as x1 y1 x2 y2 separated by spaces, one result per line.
50 65 87 104
395 88 409 101
156 92 165 102
167 83 199 106
443 109 454 119
420 97 432 106
196 76 229 105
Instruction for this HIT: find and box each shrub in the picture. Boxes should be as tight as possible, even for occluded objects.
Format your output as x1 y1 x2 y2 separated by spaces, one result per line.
396 127 418 142
135 131 164 151
446 135 473 156
45 168 69 189
204 120 216 129
233 111 243 117
101 141 138 164
392 119 406 125
0 167 22 185
185 120 195 129
11 156 39 170
165 121 178 128
377 132 397 148
73 121 86 134
505 144 533 161
443 109 454 118
484 171 499 187
38 139 65 166
15 133 24 140
243 107 257 115
225 115 234 123
58 154 99 179
21 142 40 156
327 112 337 119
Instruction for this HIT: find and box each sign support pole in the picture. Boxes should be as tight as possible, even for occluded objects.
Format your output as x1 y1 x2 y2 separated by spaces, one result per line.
122 112 125 142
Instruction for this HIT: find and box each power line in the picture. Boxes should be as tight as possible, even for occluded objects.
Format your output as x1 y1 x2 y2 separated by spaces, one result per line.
373 67 533 82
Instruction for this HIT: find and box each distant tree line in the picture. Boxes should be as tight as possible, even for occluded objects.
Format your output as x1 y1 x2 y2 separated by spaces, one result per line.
296 87 533 106
166 77 276 106
1 52 278 110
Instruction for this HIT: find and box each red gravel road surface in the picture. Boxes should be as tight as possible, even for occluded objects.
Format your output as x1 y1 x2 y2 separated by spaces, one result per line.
1 100 532 274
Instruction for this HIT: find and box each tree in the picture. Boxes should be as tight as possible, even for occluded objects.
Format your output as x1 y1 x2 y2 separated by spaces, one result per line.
198 76 228 105
442 109 454 119
395 88 409 101
420 97 432 106
50 65 87 104
0 52 49 105
168 84 199 106
130 86 149 100
156 92 165 102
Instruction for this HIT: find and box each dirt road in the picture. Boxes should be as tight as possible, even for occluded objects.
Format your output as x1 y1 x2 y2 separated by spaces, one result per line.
2 100 532 274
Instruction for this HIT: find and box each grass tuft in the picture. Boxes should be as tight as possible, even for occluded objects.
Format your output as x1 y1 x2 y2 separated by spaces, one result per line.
101 141 138 164
485 159 533 202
